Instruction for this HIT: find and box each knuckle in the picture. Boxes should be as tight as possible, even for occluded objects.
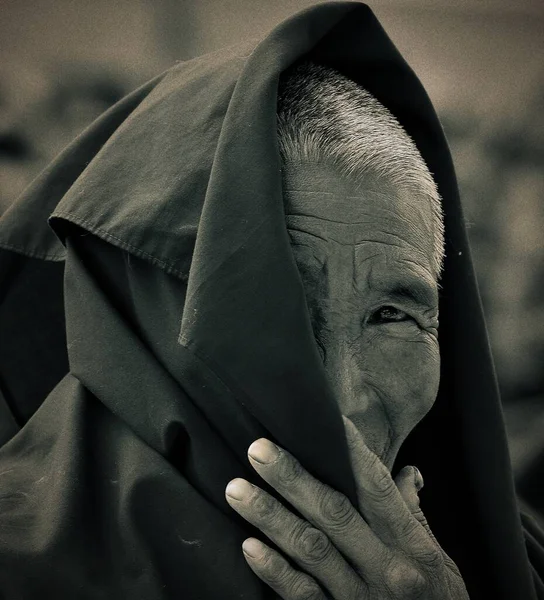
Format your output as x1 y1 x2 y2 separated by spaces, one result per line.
259 551 291 585
317 489 355 529
353 444 379 473
369 466 397 501
409 511 444 568
415 542 444 569
277 453 304 488
255 547 276 575
290 575 323 600
293 524 332 566
384 559 427 598
396 514 422 543
251 490 278 522
411 507 425 523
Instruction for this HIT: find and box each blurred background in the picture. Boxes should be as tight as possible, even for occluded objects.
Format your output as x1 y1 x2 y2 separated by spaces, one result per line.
1 0 543 516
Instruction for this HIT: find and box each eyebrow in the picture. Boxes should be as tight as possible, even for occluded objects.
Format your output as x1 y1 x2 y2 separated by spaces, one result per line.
384 281 438 310
297 258 438 307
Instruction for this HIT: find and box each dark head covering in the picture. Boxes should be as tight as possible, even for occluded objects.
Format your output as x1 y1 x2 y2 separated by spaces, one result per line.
0 2 543 598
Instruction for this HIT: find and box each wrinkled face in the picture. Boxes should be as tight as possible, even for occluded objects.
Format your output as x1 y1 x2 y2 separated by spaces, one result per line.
284 162 441 471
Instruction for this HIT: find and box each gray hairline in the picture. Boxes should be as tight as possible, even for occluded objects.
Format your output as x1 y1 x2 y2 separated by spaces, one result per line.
276 62 445 277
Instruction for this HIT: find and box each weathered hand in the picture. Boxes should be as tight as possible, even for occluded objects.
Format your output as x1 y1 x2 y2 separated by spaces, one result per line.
225 416 469 599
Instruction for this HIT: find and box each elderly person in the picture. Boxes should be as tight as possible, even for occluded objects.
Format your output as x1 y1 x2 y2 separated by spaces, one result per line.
0 2 543 599
223 60 451 598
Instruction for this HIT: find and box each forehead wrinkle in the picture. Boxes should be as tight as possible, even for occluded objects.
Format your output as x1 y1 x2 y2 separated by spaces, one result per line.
288 229 432 258
291 243 329 293
284 188 399 200
360 202 434 251
286 185 437 309
290 229 436 311
284 188 393 225
285 201 434 247
284 181 437 262
367 253 438 310
289 224 435 300
287 226 329 244
356 242 429 273
286 214 429 249
397 257 438 286
284 186 432 217
293 240 360 305
286 212 377 226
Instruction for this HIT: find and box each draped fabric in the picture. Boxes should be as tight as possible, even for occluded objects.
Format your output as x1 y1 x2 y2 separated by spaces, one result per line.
0 2 543 598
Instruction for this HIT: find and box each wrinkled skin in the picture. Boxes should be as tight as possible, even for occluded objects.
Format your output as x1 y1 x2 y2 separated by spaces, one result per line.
226 163 469 598
283 162 440 469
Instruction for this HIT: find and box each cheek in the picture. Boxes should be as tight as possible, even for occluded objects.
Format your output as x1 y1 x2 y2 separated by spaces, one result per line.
360 332 440 427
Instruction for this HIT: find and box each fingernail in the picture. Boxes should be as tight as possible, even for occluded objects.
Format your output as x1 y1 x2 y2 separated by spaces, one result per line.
248 439 279 464
226 478 253 501
342 415 351 426
342 415 357 439
242 538 263 558
413 466 424 492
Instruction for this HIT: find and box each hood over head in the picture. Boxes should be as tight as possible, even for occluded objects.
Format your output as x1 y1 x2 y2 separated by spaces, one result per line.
0 2 542 598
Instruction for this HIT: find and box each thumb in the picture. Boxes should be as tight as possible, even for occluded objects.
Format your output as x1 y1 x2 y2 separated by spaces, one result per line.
394 466 437 544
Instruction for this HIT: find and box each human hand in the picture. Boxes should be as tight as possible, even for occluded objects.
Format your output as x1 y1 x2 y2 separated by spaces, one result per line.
225 416 469 599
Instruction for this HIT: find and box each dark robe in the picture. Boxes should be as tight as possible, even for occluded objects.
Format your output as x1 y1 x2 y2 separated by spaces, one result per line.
0 2 543 598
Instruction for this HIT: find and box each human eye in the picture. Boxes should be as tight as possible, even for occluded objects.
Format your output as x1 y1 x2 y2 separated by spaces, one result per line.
368 305 414 325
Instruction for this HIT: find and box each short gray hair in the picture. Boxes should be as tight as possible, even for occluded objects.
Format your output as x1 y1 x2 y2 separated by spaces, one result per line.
277 62 445 276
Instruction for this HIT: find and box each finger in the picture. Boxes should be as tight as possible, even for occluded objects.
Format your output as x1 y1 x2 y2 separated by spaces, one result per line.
241 537 328 600
225 478 366 599
343 417 441 566
245 438 390 581
342 416 422 540
394 466 439 548
394 465 423 513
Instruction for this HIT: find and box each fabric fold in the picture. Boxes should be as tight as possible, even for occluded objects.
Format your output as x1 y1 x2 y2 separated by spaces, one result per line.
0 2 542 598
